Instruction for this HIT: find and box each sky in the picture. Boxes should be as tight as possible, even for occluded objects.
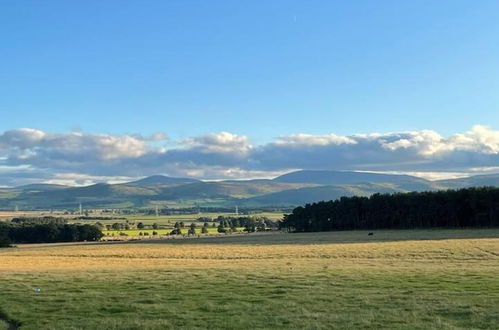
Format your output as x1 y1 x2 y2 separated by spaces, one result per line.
1 0 499 186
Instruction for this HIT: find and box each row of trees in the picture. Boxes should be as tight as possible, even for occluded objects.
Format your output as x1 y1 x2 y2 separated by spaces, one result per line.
280 187 499 232
104 221 152 230
11 216 66 224
216 216 277 233
170 222 206 235
0 221 103 245
167 216 277 235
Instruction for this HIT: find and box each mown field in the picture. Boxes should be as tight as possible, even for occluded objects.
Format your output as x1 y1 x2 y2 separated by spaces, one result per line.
0 229 498 329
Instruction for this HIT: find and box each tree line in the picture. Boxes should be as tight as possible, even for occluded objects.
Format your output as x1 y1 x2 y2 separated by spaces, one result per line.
168 216 277 235
0 220 103 246
280 187 499 232
216 216 277 233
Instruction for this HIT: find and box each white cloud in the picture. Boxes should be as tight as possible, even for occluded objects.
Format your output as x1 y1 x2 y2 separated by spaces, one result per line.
182 132 252 154
453 125 499 154
0 128 46 150
44 173 138 186
0 125 498 186
274 133 357 146
0 130 150 161
380 125 499 156
149 132 168 141
380 130 444 155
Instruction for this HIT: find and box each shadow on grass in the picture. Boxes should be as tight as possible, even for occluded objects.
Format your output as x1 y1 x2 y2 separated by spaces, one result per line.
0 308 21 330
15 228 498 249
140 228 499 246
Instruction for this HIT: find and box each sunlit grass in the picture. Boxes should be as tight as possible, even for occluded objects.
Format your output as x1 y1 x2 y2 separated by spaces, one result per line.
0 229 498 329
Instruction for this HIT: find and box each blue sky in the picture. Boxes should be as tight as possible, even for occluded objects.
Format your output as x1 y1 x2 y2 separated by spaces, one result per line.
1 1 499 184
2 0 499 140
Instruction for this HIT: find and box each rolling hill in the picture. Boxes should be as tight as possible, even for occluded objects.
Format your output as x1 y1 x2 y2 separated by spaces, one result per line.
125 175 201 186
435 173 499 189
1 171 498 210
15 183 69 191
240 183 402 206
274 170 432 187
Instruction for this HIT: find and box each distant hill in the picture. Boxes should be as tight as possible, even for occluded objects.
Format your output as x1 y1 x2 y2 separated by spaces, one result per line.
125 175 200 186
274 170 434 190
0 179 312 209
16 183 68 191
436 174 499 189
241 183 405 206
157 180 315 200
1 171 499 210
4 183 159 209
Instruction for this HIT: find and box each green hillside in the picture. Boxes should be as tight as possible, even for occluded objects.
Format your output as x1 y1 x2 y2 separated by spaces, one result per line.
125 175 200 186
435 173 499 189
274 170 432 186
1 171 499 210
239 183 403 206
15 183 68 191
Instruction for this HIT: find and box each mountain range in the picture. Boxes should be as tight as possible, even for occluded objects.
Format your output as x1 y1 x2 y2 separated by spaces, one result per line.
1 170 499 210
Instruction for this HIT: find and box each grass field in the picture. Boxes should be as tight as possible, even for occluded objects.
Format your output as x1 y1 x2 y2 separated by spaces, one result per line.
107 212 284 225
0 211 284 226
0 211 48 220
0 229 498 329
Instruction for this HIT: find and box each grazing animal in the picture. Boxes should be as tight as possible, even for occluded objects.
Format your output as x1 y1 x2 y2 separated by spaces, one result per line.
368 232 374 236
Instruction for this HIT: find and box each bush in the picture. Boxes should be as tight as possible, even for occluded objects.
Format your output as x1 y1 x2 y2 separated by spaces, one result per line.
188 223 197 235
170 228 182 235
0 232 12 248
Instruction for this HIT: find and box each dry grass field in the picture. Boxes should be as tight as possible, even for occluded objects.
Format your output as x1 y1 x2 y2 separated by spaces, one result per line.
0 229 498 329
0 211 45 220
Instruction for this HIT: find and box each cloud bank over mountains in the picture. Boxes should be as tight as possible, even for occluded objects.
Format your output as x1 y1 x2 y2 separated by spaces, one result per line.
0 125 498 186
